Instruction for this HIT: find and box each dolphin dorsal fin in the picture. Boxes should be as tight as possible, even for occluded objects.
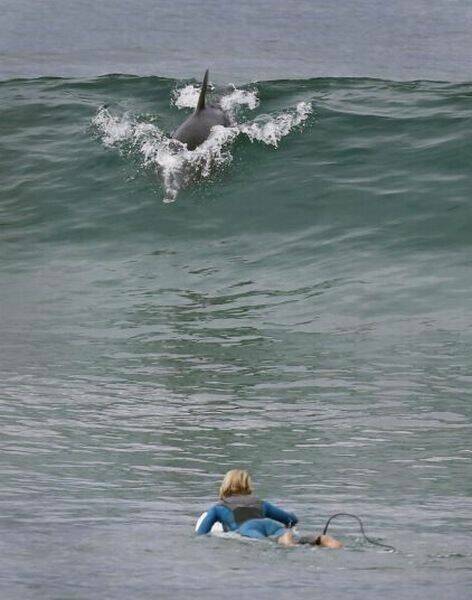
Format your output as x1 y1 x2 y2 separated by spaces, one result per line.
196 69 209 113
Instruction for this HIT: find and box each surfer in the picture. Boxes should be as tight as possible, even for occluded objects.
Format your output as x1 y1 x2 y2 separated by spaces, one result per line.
196 469 343 548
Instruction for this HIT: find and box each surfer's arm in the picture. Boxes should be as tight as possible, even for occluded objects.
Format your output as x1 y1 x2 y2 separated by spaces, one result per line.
195 505 235 535
262 501 298 527
196 506 219 534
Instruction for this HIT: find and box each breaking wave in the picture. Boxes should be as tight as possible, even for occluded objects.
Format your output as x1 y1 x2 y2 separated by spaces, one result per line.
92 82 312 202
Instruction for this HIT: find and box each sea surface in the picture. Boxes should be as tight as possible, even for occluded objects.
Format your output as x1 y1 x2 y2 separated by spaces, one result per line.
1 2 472 600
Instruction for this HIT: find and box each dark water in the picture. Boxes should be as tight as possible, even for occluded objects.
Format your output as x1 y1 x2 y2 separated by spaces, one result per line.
1 74 471 599
1 2 472 599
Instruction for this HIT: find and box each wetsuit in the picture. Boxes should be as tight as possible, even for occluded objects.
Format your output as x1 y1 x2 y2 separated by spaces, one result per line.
196 495 298 539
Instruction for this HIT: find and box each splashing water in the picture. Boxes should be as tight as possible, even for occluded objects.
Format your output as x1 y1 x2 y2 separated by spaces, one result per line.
219 87 260 112
172 84 202 110
172 83 259 114
92 108 135 147
239 102 312 147
92 108 238 203
92 84 312 202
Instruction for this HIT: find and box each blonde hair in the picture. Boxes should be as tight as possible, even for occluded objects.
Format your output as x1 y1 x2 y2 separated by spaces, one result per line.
219 469 253 499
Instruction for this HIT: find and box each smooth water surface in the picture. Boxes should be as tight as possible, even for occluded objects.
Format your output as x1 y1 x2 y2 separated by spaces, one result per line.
2 0 472 81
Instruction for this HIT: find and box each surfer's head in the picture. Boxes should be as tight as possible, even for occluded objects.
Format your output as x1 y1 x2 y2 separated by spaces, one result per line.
219 469 253 500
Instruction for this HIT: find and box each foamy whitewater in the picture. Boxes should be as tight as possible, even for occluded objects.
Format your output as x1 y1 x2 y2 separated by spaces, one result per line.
93 82 312 202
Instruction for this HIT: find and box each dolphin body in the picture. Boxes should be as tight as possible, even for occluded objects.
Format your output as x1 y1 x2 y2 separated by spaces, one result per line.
172 70 230 150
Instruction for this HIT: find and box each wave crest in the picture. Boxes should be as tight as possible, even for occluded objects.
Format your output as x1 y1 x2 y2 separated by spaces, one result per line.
92 84 312 202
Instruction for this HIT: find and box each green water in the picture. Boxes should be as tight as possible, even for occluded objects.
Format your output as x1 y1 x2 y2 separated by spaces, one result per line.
1 75 471 599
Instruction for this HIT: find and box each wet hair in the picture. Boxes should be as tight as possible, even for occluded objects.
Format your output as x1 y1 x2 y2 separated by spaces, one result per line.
219 469 253 499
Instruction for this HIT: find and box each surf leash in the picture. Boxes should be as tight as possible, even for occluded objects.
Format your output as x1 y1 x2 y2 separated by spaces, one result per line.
322 512 396 552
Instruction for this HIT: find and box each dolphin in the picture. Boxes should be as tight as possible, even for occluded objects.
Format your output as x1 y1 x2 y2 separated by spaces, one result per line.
172 70 230 150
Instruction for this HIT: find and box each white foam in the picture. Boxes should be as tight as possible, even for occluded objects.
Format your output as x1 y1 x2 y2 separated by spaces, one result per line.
173 84 201 110
141 123 239 203
92 107 134 147
219 87 259 112
92 90 312 202
173 83 259 114
239 102 312 147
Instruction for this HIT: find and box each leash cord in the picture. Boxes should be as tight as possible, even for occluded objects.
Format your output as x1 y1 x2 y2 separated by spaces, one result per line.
322 512 396 552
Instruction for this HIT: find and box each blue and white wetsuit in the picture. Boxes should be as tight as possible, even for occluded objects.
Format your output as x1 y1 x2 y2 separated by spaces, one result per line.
196 500 298 539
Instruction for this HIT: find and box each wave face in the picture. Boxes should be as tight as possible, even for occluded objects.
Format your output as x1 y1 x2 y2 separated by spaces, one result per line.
1 75 472 599
92 82 311 201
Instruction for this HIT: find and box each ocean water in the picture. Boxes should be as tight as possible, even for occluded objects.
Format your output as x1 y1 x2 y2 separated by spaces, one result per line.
1 3 472 600
2 0 472 82
2 72 472 600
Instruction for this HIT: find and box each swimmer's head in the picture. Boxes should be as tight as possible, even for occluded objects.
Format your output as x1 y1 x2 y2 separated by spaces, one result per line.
219 469 253 499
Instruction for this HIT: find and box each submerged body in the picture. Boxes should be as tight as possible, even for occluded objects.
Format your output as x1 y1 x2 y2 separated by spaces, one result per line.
172 70 230 150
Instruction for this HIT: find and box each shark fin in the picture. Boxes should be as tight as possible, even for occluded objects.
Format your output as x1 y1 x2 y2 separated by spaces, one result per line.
195 69 209 113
